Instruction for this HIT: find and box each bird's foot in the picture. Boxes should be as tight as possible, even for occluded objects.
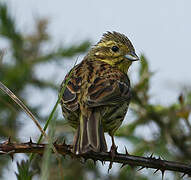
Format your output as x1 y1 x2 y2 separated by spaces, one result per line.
108 143 118 172
110 143 118 160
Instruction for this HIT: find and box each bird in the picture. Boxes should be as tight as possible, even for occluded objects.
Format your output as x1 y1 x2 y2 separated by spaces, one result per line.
60 31 139 155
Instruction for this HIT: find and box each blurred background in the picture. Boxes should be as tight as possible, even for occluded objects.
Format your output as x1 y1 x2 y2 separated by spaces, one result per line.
0 0 191 179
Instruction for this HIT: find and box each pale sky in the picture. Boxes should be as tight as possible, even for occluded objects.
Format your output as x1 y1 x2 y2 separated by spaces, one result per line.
4 0 191 105
1 0 191 179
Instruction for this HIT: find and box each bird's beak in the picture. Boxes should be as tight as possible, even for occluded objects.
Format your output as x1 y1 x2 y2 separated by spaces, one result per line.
125 52 139 61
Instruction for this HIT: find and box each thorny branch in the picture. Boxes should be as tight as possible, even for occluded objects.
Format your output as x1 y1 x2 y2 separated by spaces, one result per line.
0 138 191 178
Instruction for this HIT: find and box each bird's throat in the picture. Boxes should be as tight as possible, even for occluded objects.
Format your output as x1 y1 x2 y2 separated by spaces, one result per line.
98 58 132 74
116 61 132 73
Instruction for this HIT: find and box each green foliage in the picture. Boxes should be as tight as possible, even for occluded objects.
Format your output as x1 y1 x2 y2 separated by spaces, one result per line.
15 160 33 180
40 119 55 180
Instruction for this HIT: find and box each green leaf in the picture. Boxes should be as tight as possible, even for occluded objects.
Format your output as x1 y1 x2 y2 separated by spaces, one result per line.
15 160 33 180
139 55 149 77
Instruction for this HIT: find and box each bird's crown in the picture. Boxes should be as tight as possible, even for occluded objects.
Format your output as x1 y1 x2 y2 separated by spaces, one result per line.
98 31 134 52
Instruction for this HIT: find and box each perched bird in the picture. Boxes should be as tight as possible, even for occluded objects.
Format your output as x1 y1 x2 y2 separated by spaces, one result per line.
60 31 139 154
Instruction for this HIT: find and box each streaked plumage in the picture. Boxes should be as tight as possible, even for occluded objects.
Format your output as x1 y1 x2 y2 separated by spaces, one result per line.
60 32 139 154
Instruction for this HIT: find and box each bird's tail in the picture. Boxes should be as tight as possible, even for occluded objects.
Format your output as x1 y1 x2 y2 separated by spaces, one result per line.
73 110 107 154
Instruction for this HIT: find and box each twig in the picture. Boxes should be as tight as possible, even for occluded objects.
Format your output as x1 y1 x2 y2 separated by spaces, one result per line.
0 139 191 177
0 81 59 159
29 59 77 163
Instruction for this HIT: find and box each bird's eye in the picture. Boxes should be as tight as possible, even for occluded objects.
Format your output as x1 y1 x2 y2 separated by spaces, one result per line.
111 46 119 52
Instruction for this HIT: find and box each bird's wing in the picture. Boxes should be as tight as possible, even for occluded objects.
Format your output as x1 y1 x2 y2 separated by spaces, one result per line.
86 75 131 108
60 64 82 128
60 61 131 110
60 80 79 112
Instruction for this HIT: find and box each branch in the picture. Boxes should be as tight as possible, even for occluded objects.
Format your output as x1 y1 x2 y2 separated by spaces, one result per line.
0 139 191 177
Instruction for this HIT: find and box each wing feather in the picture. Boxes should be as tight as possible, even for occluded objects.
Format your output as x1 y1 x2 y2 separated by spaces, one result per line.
86 76 131 107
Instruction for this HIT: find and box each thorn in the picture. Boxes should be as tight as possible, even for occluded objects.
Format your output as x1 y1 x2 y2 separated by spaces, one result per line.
137 166 145 171
62 139 66 146
29 137 33 144
124 146 129 155
158 156 161 160
120 163 127 169
178 93 184 105
92 159 97 165
181 173 186 178
160 155 164 160
161 170 165 180
149 153 153 159
9 153 14 161
5 137 12 145
153 169 160 174
6 150 15 161
53 139 58 145
108 162 113 173
8 137 11 143
100 160 105 165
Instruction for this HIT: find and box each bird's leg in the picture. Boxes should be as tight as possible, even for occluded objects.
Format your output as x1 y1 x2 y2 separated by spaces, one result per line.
110 135 118 160
108 135 118 171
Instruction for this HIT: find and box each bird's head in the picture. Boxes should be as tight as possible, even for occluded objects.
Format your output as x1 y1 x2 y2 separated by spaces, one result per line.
87 31 139 73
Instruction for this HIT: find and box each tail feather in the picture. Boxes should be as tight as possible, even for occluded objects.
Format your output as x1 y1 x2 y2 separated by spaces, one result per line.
73 126 80 153
99 124 107 152
73 110 107 154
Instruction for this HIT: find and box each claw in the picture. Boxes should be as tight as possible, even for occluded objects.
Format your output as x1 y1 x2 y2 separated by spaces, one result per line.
108 136 118 172
110 135 118 160
110 145 118 160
